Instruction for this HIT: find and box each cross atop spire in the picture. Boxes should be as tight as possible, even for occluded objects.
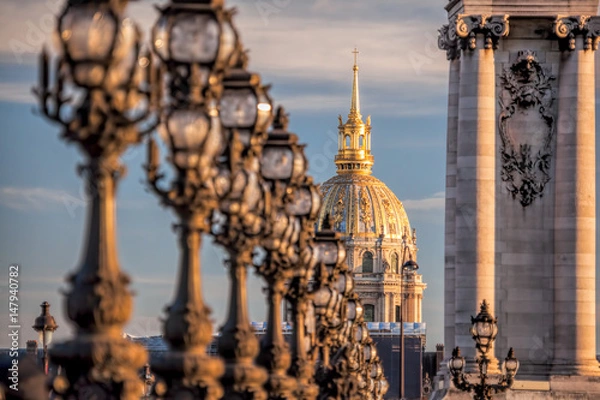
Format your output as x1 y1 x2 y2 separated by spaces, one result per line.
352 47 359 67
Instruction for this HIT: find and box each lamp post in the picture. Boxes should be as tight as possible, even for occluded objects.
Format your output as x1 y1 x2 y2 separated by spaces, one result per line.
208 48 274 399
256 108 320 399
35 0 153 396
140 364 155 399
146 1 244 396
32 302 58 375
399 256 418 400
449 300 520 400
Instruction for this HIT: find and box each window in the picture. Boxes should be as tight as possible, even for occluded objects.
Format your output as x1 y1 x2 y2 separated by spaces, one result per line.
391 253 399 274
364 304 375 322
359 135 364 148
362 251 373 273
345 135 350 148
395 305 401 322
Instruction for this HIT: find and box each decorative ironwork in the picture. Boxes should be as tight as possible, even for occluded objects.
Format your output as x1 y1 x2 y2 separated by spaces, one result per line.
498 50 556 207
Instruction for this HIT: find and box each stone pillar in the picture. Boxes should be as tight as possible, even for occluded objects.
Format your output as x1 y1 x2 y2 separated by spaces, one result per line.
552 16 600 376
454 14 508 370
438 21 461 361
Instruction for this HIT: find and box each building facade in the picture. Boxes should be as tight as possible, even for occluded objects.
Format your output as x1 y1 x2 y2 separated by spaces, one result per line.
316 53 426 324
437 0 600 398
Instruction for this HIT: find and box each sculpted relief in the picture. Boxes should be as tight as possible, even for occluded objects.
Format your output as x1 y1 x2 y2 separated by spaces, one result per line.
498 50 556 207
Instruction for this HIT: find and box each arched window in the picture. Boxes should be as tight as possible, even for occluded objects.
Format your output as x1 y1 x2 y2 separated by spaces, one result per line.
345 135 350 148
391 253 399 274
362 251 373 273
359 135 364 148
364 304 375 322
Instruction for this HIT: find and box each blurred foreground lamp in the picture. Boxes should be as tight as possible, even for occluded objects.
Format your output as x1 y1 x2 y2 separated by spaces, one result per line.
58 0 140 89
152 0 238 88
221 62 273 147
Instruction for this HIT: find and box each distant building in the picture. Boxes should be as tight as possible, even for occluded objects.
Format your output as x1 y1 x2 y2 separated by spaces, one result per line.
315 52 427 325
125 322 430 400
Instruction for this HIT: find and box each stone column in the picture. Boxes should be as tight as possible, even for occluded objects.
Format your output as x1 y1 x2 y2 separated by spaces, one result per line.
438 21 460 361
552 16 600 376
454 14 508 370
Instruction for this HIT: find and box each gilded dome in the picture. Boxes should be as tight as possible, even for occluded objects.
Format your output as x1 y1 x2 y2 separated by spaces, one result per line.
316 49 412 240
317 174 411 240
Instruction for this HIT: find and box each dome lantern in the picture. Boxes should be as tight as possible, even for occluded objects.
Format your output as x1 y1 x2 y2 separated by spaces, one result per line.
335 48 374 175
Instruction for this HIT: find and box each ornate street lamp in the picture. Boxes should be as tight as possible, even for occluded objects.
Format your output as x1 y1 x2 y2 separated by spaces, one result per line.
254 108 320 399
140 364 155 399
32 302 58 375
35 0 153 397
145 107 225 398
449 300 519 400
205 48 274 400
399 257 417 400
146 1 235 394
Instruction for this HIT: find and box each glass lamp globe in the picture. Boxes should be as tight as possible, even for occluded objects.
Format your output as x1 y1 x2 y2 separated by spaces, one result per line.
32 302 58 347
261 131 306 183
58 2 139 89
285 183 321 219
346 299 356 321
164 108 213 170
152 1 238 73
313 286 333 313
470 300 498 355
503 348 520 377
220 67 273 143
449 347 465 375
334 271 354 296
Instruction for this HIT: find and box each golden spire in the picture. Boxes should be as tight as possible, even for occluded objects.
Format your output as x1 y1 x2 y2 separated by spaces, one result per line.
335 48 373 175
350 48 360 117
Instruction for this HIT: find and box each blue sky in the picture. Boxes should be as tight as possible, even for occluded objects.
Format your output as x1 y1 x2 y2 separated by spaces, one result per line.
0 0 596 353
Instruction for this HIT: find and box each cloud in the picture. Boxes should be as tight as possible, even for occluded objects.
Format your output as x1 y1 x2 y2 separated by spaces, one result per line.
403 191 445 211
0 0 449 117
0 186 150 216
0 186 84 212
0 82 35 104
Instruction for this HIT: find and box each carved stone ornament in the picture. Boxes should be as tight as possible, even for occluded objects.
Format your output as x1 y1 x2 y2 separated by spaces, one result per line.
359 188 372 227
438 21 460 60
498 50 556 207
456 14 510 50
554 15 600 51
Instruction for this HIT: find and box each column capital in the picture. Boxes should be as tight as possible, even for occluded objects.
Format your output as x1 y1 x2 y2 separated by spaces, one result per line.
456 14 510 50
438 21 460 60
554 15 600 51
